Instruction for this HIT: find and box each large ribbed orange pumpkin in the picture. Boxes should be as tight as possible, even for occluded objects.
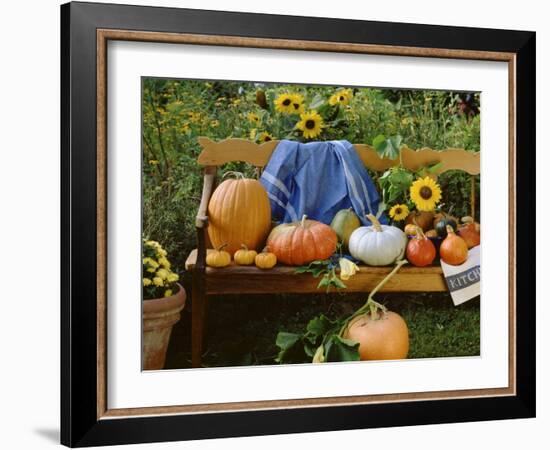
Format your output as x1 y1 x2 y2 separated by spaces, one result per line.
207 173 271 255
267 215 337 266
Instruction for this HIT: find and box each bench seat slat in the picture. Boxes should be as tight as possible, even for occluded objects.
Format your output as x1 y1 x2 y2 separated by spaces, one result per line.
185 249 447 294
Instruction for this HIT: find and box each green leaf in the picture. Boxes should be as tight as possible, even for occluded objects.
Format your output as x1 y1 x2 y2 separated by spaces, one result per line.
372 134 386 151
330 276 347 289
324 335 360 362
275 332 301 351
427 162 444 173
306 315 336 337
309 94 325 110
275 332 308 364
373 134 403 160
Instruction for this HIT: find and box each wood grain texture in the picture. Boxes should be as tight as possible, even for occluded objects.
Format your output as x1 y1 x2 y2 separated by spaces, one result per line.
98 29 515 62
185 250 447 293
195 166 216 228
197 137 480 175
94 27 516 419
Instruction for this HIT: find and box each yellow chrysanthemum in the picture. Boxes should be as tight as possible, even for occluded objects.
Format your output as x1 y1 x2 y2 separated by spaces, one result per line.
410 177 442 212
143 278 152 287
258 131 274 143
247 112 260 124
389 204 410 221
167 273 179 283
290 94 305 114
158 256 170 268
295 111 324 139
164 289 173 298
274 93 296 115
153 277 164 287
143 257 159 269
329 88 353 106
145 240 160 249
156 268 169 280
156 248 168 257
249 128 257 140
339 258 360 281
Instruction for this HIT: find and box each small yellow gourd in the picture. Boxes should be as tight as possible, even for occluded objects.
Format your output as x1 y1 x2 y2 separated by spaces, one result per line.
234 244 257 265
206 244 231 268
255 247 277 269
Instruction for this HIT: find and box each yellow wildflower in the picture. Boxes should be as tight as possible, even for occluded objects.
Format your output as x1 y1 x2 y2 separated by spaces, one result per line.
167 273 179 283
389 204 410 221
143 278 152 287
164 289 173 298
329 88 353 106
410 177 442 212
156 268 169 280
295 111 324 139
259 131 274 143
274 93 296 115
153 277 164 287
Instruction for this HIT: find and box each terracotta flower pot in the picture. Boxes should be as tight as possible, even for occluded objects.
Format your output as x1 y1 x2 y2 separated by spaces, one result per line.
142 283 186 370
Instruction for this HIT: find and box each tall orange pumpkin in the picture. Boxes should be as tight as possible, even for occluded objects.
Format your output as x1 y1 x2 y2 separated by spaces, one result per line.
207 173 271 255
267 215 337 266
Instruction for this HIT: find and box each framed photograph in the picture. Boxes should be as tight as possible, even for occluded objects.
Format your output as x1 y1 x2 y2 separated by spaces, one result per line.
61 1 535 447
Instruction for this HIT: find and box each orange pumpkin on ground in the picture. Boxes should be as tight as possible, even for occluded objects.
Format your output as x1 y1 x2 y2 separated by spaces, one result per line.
207 172 272 255
267 215 337 266
406 227 436 267
345 311 409 360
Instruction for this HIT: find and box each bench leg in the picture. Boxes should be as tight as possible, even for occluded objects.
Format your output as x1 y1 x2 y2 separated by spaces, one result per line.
191 285 207 368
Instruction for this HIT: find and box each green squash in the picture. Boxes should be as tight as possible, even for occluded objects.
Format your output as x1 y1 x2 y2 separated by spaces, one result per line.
330 208 361 249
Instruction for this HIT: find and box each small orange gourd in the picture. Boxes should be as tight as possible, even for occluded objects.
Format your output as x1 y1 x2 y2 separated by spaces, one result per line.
205 244 231 268
234 244 257 265
255 247 277 269
440 225 469 265
406 227 436 267
458 216 481 249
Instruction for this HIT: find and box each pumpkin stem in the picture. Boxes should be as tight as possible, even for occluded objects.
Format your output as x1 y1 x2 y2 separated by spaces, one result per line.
461 216 474 224
366 213 382 232
241 244 249 251
301 214 307 227
445 225 455 235
216 243 228 251
415 226 426 240
262 246 271 253
366 259 408 305
339 259 407 335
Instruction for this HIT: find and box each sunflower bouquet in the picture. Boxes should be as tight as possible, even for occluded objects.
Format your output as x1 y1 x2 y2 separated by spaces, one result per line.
142 239 180 300
246 88 354 143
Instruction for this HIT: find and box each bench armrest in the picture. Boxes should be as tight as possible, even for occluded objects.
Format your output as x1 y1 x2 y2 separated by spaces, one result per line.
195 166 217 228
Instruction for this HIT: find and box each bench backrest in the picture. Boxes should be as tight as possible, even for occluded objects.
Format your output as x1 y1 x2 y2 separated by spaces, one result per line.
197 137 480 176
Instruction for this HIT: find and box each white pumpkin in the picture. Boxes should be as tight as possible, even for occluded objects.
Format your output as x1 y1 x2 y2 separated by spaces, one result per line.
349 214 407 266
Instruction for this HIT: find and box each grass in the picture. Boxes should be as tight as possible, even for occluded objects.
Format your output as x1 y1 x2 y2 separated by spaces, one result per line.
165 287 480 369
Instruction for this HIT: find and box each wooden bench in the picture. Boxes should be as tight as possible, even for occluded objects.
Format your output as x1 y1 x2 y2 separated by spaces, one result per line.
186 137 480 367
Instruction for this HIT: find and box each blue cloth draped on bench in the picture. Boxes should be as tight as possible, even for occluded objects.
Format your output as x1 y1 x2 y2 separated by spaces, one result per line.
260 139 387 226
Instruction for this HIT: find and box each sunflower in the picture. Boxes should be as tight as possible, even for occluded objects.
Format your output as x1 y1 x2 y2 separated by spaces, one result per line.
290 93 305 114
247 112 260 124
329 88 353 106
389 204 409 221
410 177 442 212
296 111 324 139
258 131 274 143
274 93 295 114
